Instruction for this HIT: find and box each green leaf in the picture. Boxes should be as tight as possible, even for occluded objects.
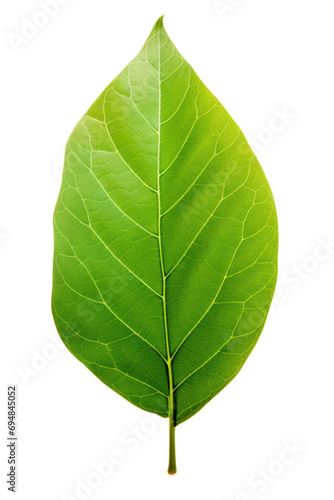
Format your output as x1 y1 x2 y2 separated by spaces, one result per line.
52 16 278 474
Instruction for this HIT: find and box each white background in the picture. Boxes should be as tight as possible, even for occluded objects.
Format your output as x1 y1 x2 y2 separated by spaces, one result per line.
1 0 334 499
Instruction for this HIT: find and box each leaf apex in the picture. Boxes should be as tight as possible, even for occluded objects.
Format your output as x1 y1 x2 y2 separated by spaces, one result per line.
154 15 165 30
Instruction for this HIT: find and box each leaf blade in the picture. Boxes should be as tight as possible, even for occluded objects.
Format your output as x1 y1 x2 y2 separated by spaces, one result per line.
52 16 278 435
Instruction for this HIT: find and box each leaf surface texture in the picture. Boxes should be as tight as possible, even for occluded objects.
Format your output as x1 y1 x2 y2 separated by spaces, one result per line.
52 17 278 425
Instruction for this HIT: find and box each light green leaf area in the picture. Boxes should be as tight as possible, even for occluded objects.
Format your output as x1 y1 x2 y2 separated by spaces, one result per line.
52 17 278 428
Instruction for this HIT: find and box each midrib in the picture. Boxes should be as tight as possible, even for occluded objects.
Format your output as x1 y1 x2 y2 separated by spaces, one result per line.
156 29 175 429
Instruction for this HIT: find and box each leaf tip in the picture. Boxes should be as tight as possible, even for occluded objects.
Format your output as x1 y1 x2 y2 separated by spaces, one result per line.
154 15 165 30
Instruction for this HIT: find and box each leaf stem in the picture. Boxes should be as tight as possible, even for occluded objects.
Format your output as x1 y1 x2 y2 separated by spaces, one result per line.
168 415 177 475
